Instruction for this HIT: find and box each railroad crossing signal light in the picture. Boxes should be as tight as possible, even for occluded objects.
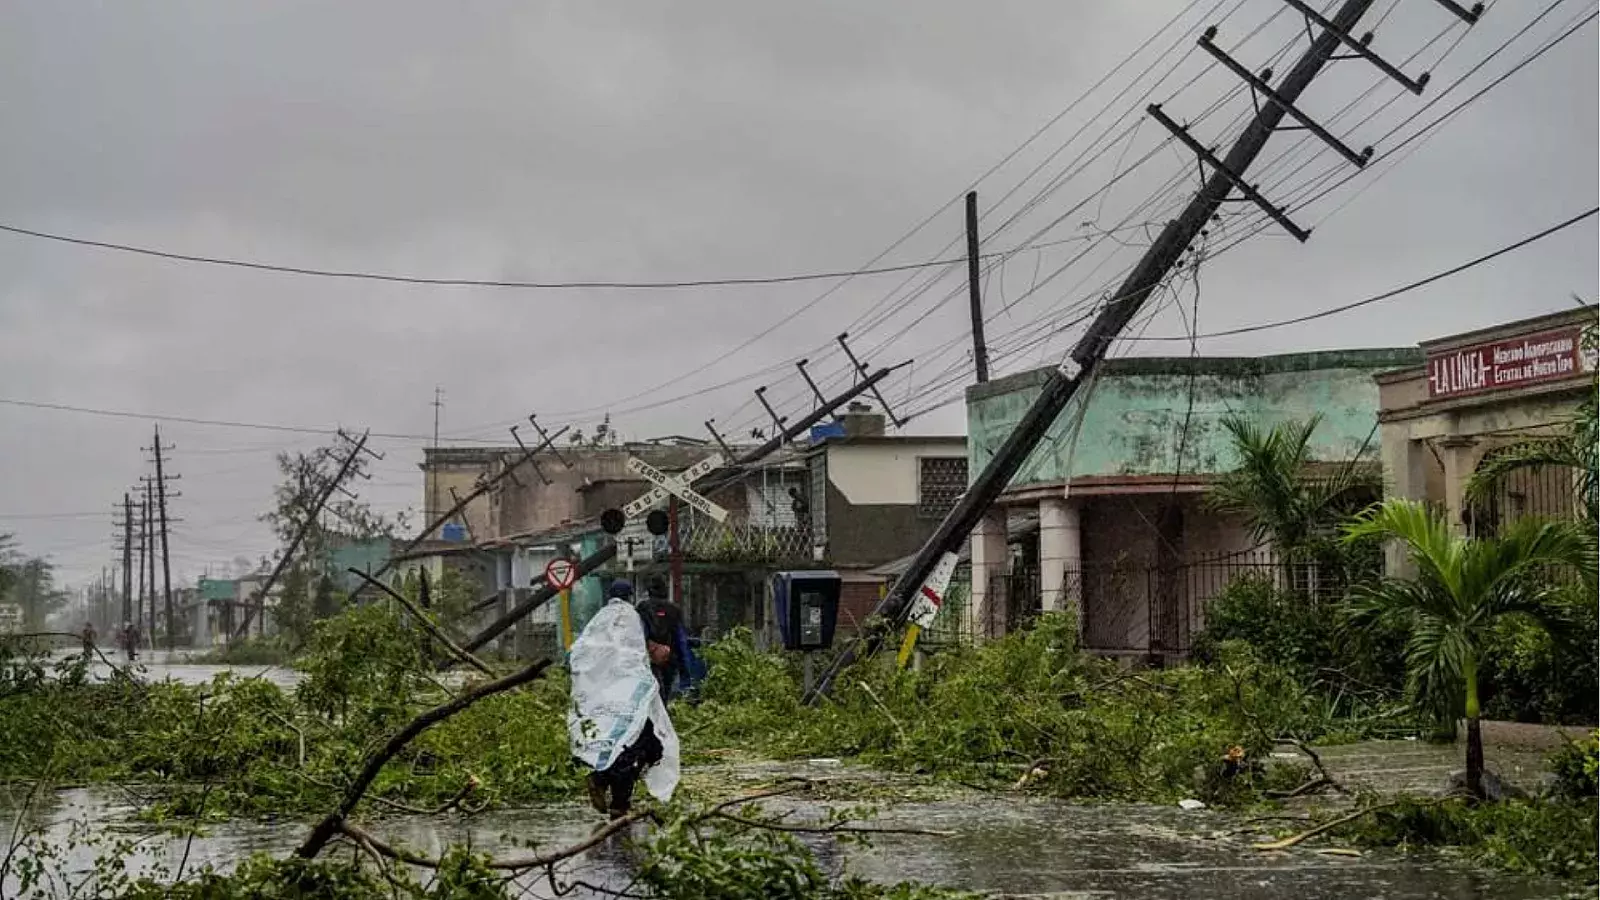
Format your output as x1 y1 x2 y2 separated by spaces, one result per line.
645 509 670 536
600 508 625 535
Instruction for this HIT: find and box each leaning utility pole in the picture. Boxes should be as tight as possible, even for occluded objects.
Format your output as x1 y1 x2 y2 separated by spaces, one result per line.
453 363 907 662
148 426 179 651
120 493 134 628
965 190 990 384
346 421 567 605
806 0 1449 702
234 430 372 640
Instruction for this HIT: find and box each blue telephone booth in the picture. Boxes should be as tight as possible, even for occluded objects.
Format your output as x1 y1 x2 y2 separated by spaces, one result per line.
772 570 841 652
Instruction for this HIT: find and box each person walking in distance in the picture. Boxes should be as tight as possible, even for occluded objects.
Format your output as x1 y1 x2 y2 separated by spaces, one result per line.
635 576 688 703
568 580 680 821
80 621 97 657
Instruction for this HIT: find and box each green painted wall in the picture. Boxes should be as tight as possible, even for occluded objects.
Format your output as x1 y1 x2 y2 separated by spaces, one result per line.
966 350 1422 488
328 539 398 593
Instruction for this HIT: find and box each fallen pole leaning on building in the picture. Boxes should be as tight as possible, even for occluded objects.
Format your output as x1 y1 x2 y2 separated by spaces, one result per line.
804 0 1387 703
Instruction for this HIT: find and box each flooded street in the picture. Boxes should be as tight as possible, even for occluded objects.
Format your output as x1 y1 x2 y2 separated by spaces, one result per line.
51 648 302 689
2 752 1579 899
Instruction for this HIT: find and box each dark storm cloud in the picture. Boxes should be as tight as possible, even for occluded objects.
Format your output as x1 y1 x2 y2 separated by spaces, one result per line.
0 1 1593 585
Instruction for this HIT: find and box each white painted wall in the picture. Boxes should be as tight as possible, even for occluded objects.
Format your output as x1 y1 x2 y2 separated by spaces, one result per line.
825 440 966 506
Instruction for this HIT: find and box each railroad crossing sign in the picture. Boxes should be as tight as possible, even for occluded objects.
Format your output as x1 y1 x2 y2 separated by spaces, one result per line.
544 558 578 591
622 454 728 523
906 551 960 629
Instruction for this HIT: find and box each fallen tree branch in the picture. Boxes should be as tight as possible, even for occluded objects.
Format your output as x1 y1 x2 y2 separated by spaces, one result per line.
349 568 495 677
339 811 650 871
710 811 954 837
856 680 909 748
1252 794 1468 852
294 659 552 859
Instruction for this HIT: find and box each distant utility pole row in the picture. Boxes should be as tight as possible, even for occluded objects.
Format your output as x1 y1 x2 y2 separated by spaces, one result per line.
109 425 180 649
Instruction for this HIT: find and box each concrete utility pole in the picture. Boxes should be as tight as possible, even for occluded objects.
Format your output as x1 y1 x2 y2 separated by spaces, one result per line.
965 191 990 384
430 386 444 527
143 481 156 645
807 0 1405 703
234 430 372 640
134 491 147 634
454 363 907 661
149 426 178 650
120 493 134 629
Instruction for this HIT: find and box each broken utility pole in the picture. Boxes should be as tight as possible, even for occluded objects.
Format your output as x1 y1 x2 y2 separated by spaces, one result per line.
805 0 1446 703
452 362 907 663
965 191 990 383
234 430 372 640
346 421 571 605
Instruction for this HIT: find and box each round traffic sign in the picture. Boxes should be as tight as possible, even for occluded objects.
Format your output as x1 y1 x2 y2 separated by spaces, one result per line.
545 558 578 591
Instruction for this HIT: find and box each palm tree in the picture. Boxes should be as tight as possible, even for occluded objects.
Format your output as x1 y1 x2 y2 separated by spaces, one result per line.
1208 414 1379 586
1464 390 1597 526
1339 499 1597 799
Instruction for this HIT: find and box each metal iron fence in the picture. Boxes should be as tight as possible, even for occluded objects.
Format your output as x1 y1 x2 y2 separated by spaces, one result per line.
1065 549 1372 655
1466 461 1583 538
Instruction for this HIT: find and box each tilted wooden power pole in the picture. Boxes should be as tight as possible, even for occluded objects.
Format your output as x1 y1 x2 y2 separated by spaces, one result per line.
233 431 372 640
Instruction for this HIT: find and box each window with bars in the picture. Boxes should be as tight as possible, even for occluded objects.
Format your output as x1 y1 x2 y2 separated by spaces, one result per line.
918 456 968 519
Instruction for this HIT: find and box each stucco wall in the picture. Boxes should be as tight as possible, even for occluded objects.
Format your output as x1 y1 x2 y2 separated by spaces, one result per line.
824 439 967 505
966 350 1422 491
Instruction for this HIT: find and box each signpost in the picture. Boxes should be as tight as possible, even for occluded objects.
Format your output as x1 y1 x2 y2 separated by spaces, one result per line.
0 603 21 636
545 558 578 651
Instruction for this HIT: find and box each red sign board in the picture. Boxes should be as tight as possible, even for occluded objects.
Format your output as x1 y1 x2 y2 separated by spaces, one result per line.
1426 327 1586 400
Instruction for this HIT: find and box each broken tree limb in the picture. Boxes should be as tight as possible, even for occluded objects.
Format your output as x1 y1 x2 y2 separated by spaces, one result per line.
338 810 649 871
294 659 552 859
348 567 494 676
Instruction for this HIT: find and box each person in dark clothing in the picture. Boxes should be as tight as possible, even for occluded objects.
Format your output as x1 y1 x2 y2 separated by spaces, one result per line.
635 577 688 703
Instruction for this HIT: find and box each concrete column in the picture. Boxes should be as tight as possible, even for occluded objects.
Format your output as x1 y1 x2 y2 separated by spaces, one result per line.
1439 436 1478 537
1382 431 1430 577
969 508 1009 639
1038 497 1081 615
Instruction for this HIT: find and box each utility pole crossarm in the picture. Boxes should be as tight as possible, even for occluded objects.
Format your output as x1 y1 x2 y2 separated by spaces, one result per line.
1147 105 1310 242
1197 30 1372 168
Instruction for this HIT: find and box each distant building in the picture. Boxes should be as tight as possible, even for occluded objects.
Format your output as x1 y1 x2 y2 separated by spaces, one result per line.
1375 306 1596 547
963 349 1421 658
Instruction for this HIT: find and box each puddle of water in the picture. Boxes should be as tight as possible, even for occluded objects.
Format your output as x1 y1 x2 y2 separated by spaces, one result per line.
0 771 1578 899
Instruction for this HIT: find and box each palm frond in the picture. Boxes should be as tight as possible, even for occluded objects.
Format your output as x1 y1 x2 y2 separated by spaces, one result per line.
1341 499 1465 599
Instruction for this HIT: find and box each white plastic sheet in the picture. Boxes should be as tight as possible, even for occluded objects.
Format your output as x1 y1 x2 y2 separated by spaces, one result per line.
566 598 680 801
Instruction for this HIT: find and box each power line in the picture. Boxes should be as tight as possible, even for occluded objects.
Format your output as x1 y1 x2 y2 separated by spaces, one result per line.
1123 206 1599 341
0 221 1140 292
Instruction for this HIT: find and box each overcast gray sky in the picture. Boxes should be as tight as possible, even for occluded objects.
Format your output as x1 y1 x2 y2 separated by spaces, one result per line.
1 0 1594 588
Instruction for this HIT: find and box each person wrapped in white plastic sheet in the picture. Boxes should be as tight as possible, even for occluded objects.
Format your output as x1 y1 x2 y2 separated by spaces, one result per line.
567 580 681 819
